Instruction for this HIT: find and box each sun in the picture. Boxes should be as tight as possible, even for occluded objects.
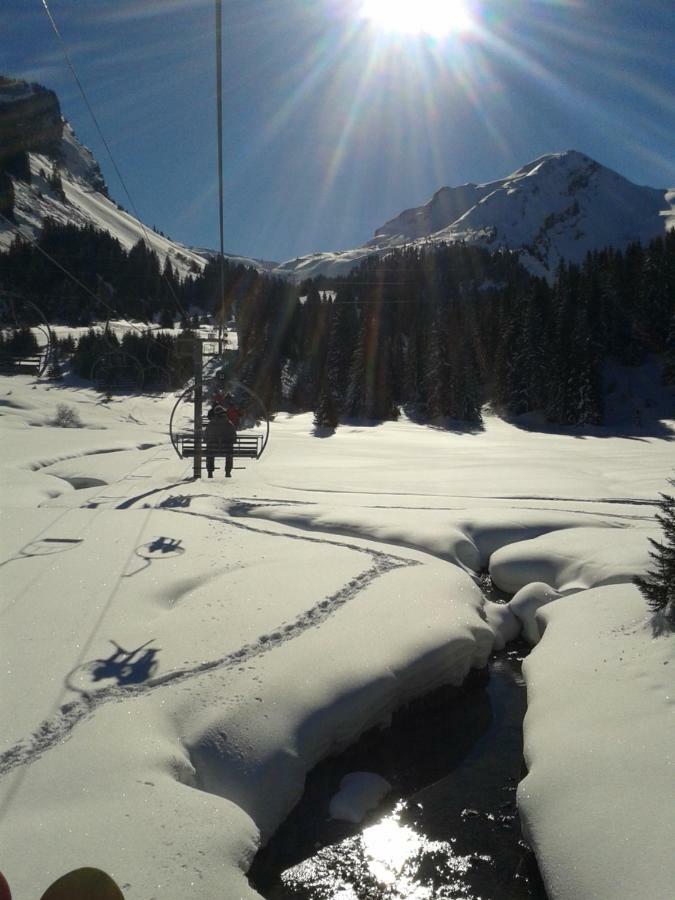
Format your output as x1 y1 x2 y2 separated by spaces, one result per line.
360 0 473 37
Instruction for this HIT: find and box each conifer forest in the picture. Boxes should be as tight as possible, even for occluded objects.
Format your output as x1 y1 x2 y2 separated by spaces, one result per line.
1 219 673 428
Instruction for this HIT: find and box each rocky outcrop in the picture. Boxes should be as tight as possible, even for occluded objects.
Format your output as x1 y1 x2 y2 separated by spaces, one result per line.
0 77 64 165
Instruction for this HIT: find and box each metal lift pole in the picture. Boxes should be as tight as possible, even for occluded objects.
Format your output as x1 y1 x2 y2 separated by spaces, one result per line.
215 0 226 355
193 340 203 479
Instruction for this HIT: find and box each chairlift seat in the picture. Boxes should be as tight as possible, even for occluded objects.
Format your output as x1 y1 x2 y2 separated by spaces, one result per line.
0 354 42 375
179 432 263 460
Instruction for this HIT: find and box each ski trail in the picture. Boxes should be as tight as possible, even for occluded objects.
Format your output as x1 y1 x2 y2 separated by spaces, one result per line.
0 513 417 780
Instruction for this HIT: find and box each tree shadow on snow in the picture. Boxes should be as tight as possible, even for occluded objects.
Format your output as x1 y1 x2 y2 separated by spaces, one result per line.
403 407 486 435
503 413 674 442
312 424 337 438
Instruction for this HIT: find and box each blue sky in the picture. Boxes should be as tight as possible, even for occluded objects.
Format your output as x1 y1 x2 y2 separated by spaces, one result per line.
3 0 674 263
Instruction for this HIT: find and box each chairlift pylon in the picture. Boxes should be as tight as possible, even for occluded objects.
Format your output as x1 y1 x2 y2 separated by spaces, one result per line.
91 349 145 393
169 341 270 472
0 295 54 377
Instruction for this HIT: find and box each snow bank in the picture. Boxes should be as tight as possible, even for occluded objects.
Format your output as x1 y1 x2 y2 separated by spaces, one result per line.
223 500 635 574
329 772 392 823
186 561 492 841
484 601 522 650
508 582 562 645
519 585 675 900
490 525 657 595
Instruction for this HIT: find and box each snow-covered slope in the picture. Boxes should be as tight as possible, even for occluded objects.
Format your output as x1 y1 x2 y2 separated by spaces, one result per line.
274 151 671 281
1 375 673 900
0 79 269 279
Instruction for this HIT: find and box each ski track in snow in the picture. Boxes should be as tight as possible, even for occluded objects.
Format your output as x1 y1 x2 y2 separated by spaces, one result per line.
0 504 417 780
4 466 655 780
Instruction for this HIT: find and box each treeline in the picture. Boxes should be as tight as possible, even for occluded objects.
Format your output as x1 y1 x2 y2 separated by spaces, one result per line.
0 218 274 325
1 217 673 427
489 235 674 424
236 234 674 428
70 329 195 390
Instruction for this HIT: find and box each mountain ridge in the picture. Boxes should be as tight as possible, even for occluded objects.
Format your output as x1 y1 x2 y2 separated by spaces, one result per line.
275 150 670 281
0 77 272 279
1 78 671 284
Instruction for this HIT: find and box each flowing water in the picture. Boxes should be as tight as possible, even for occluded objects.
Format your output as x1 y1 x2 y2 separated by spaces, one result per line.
249 645 547 899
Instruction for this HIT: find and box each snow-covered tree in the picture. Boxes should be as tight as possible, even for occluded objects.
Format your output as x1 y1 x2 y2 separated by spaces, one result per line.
634 477 675 629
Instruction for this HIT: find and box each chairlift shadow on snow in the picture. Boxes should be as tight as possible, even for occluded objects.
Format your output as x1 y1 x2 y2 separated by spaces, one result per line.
91 640 160 686
0 537 83 570
66 640 161 694
158 494 194 509
124 535 185 577
115 481 193 510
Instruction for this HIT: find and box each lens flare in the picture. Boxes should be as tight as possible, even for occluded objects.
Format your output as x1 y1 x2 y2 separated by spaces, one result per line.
360 0 473 37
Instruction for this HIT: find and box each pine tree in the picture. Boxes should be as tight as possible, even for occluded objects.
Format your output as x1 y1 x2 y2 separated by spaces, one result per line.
663 312 675 385
452 344 483 424
312 297 354 428
0 171 15 222
48 167 66 202
4 151 31 182
344 308 368 418
46 345 63 381
634 477 675 629
313 380 339 430
423 310 448 419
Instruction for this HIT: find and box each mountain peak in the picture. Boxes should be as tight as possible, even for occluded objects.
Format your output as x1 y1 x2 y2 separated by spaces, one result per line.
277 151 669 281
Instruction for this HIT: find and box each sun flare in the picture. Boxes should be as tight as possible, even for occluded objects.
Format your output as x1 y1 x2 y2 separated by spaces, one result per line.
360 0 473 37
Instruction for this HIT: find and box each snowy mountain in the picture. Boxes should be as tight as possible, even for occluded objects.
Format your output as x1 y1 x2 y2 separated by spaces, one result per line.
274 151 671 281
2 78 671 285
0 78 271 279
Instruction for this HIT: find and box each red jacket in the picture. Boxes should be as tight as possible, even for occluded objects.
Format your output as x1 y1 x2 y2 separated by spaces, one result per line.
226 404 240 428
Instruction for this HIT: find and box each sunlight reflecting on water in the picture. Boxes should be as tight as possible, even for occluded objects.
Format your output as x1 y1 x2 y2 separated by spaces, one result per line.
281 802 485 899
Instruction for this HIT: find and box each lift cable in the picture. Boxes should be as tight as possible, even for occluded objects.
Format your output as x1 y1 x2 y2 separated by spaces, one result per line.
215 0 227 351
0 211 146 336
39 0 192 322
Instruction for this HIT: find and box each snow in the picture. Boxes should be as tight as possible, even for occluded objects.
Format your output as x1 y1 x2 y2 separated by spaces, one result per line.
274 151 668 281
0 371 673 900
506 582 562 646
519 586 674 900
0 152 208 279
329 772 392 823
490 526 657 596
662 188 675 231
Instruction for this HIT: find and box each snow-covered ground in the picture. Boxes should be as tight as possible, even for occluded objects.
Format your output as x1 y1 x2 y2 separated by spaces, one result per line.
0 374 673 899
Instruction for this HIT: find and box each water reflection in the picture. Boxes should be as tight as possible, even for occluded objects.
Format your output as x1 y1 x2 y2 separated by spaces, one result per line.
281 801 482 899
255 650 546 900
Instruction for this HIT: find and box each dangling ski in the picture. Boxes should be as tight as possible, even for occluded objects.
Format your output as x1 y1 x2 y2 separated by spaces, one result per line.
0 871 11 900
40 867 124 899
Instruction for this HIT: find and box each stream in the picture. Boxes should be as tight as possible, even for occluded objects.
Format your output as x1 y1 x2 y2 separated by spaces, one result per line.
249 645 547 899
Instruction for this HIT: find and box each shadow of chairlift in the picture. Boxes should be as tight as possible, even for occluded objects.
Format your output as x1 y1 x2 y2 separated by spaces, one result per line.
0 537 83 568
90 640 161 687
124 535 185 577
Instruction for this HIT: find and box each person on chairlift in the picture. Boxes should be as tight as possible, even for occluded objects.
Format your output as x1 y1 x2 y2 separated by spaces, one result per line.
205 403 236 478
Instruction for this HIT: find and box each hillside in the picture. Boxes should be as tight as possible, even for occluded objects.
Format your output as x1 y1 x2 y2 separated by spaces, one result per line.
0 77 270 279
